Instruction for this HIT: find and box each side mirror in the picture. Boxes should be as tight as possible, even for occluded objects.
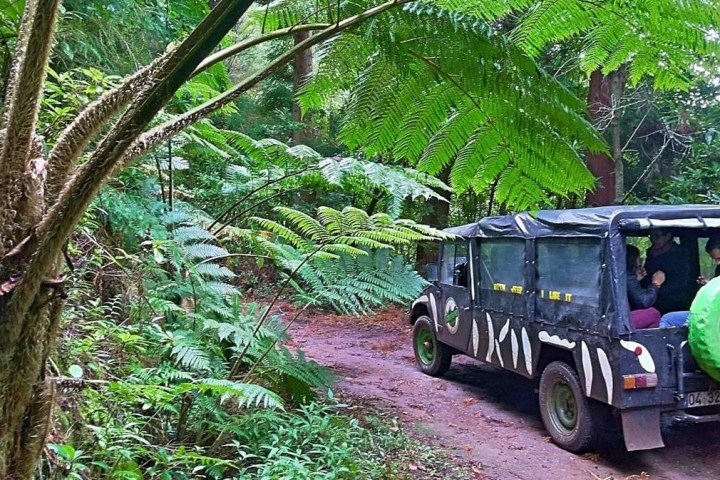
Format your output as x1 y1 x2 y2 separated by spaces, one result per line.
424 264 438 282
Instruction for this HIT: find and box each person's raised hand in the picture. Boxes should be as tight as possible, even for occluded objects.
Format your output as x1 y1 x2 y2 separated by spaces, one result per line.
636 266 647 281
652 270 665 287
697 275 708 286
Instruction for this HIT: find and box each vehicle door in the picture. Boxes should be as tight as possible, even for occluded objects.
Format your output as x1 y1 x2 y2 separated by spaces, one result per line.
437 241 474 351
477 237 529 372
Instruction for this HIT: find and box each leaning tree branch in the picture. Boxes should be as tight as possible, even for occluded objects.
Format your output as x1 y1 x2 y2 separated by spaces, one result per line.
7 0 257 329
0 0 61 242
46 25 331 201
45 58 165 202
195 23 331 74
124 0 410 164
208 167 314 231
0 0 35 128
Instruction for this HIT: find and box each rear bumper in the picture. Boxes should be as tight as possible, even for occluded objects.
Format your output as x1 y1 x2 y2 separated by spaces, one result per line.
672 411 720 424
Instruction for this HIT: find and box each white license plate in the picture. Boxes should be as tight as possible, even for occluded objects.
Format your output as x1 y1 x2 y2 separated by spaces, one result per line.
686 390 720 408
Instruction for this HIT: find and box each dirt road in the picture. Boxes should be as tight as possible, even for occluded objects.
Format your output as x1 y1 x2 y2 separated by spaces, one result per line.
287 307 720 480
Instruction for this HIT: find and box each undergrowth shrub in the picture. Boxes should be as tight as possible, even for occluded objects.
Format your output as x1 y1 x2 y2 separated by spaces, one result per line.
44 189 453 479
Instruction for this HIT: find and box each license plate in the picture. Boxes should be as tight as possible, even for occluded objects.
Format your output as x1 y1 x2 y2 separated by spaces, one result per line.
685 390 720 408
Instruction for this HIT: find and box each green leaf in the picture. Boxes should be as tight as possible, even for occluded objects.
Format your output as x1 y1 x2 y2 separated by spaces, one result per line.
68 365 84 379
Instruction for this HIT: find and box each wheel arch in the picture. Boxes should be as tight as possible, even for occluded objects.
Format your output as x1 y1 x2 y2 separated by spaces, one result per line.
536 345 577 378
410 303 430 325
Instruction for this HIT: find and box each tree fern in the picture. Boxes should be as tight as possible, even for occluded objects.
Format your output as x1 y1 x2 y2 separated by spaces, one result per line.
252 205 452 261
504 0 720 90
192 263 236 279
299 8 605 210
275 245 428 315
209 131 451 218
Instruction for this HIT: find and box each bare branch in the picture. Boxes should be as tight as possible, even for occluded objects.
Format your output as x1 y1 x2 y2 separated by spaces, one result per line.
125 0 411 163
195 23 331 75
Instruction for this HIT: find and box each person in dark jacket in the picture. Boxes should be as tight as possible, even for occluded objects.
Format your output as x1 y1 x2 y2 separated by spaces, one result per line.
659 235 720 327
642 229 691 314
627 245 665 328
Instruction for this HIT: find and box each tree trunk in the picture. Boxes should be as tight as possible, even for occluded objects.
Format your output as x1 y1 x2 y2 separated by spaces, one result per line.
585 70 615 206
0 137 64 479
416 168 450 272
609 69 626 203
291 31 313 146
585 69 626 206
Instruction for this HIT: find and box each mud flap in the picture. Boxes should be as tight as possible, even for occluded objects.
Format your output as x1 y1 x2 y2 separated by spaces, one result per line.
621 407 665 451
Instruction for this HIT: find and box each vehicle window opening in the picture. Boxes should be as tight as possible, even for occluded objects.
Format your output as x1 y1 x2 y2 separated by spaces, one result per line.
536 238 601 307
479 238 525 293
625 229 720 329
440 243 469 288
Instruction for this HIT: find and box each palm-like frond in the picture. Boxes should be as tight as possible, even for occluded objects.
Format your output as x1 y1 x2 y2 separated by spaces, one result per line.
275 246 428 315
211 131 451 217
252 205 452 256
503 0 720 89
299 8 605 210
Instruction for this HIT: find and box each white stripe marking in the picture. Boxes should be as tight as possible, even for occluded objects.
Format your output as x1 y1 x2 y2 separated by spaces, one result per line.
581 342 593 396
429 293 438 332
495 340 504 367
620 340 656 373
485 313 495 362
597 348 613 403
469 242 476 301
538 331 576 349
499 319 510 342
511 329 519 369
472 320 479 357
411 295 428 310
522 327 532 375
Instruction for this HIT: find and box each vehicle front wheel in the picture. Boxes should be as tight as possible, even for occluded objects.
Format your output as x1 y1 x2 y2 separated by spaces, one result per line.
412 316 452 377
539 361 598 453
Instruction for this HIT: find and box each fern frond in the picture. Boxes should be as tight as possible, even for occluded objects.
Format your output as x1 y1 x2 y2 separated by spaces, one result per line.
173 226 216 243
193 263 236 279
180 379 283 409
183 243 229 261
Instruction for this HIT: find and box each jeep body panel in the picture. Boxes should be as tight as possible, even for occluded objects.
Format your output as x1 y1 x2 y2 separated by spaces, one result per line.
409 205 720 451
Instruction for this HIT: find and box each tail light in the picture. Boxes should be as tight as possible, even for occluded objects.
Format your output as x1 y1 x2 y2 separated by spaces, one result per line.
623 373 658 390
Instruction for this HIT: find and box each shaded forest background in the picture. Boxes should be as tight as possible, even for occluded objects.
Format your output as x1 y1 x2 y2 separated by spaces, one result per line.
0 0 717 477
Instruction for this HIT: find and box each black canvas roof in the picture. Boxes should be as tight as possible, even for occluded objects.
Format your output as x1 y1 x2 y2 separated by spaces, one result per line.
445 205 720 238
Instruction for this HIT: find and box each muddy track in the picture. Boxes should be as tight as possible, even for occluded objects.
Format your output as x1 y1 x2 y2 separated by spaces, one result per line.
287 308 720 480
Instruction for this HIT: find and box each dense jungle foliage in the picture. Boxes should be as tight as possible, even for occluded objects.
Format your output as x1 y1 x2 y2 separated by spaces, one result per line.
0 0 717 478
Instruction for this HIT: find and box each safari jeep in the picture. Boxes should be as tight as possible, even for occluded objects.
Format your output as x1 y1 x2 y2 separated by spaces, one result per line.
409 205 720 452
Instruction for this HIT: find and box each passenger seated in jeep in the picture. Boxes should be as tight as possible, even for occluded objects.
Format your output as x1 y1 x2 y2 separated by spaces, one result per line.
660 236 720 328
627 245 665 328
642 229 692 313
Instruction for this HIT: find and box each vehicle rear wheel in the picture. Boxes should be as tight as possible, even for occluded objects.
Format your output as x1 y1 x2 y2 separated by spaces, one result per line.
413 316 452 377
539 361 598 453
689 277 720 381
